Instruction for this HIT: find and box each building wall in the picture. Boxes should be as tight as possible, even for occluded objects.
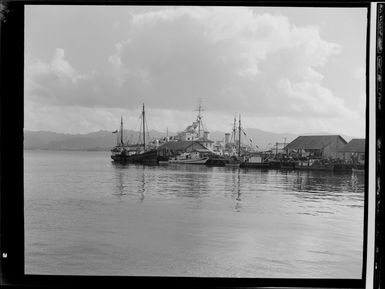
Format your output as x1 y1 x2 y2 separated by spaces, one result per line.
322 138 346 159
343 152 365 164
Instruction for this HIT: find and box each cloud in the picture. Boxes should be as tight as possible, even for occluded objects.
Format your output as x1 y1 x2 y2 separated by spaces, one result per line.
354 66 366 80
109 8 343 115
276 78 355 117
25 7 363 134
26 48 86 83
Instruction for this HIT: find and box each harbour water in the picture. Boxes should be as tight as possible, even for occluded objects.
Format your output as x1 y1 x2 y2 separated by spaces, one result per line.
24 150 364 278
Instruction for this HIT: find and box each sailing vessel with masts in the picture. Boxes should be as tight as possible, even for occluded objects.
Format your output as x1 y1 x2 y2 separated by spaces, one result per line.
224 114 245 167
110 116 138 161
111 104 158 164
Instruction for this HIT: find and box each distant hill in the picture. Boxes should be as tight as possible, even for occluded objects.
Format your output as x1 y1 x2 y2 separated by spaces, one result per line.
24 130 172 151
24 129 355 151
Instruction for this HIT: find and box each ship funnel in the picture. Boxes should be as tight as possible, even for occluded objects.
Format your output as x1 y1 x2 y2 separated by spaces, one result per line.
204 131 210 140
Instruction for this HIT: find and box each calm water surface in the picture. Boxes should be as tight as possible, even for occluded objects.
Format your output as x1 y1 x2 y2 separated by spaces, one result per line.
24 150 364 278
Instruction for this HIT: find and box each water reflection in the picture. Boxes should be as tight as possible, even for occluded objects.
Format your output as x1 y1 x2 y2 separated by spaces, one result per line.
351 173 364 193
283 170 365 211
111 162 364 214
25 151 365 278
111 170 127 201
112 163 146 202
137 169 145 202
234 170 242 212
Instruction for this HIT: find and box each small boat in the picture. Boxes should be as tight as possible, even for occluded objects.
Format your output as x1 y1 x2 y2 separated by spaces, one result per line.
169 152 209 164
296 159 334 171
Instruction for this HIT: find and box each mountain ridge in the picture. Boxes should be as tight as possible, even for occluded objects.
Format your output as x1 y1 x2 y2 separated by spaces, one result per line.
24 129 355 151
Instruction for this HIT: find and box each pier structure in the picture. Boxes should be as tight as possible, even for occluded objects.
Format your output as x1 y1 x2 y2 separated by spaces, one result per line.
284 135 347 160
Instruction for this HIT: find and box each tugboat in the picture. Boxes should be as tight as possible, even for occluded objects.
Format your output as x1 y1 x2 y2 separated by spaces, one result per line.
111 104 158 164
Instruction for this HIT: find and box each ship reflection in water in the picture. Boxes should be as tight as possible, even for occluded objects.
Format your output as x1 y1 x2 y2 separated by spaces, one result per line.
24 151 364 278
112 162 364 215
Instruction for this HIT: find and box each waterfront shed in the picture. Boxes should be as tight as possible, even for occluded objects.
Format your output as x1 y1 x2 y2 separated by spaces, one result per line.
197 137 215 151
339 138 366 164
284 135 347 159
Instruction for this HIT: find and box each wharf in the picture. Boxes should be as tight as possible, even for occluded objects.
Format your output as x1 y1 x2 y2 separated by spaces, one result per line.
241 162 270 169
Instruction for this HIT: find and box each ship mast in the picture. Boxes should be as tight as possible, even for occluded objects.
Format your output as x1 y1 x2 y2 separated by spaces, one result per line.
120 116 124 146
195 99 204 138
142 103 146 151
238 114 241 157
230 116 236 143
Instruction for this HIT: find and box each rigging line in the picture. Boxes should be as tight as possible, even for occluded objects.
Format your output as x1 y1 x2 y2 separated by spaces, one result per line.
136 114 142 146
145 116 151 144
230 114 237 143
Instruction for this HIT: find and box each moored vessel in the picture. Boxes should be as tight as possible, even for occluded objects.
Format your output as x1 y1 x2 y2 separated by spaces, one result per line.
169 151 209 164
295 159 334 171
352 164 365 173
111 104 158 164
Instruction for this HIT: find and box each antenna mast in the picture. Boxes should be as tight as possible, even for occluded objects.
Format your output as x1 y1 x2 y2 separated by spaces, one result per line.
142 104 145 151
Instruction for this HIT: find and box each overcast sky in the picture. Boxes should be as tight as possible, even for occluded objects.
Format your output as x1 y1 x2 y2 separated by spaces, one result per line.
25 5 367 137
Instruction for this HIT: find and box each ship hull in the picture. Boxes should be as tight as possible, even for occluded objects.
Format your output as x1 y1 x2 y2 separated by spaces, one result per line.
225 162 241 167
296 164 334 171
280 161 296 169
111 149 158 164
205 157 229 166
169 157 209 164
240 162 269 169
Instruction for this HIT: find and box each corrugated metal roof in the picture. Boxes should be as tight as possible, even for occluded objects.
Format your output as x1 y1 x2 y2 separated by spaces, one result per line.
284 135 347 150
157 140 207 151
339 138 365 152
